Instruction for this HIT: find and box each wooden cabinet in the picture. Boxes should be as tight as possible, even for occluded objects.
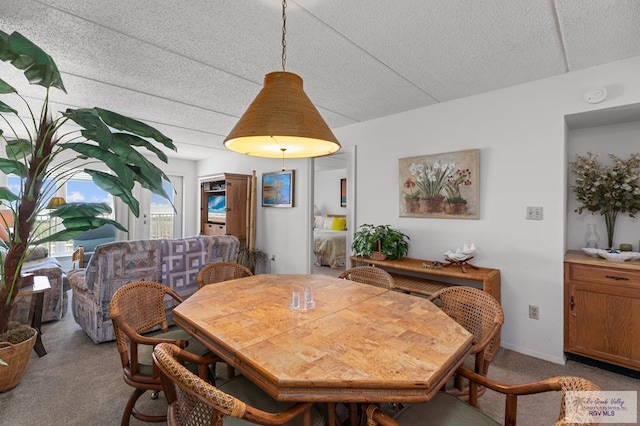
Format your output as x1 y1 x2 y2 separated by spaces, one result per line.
201 173 250 246
564 250 640 371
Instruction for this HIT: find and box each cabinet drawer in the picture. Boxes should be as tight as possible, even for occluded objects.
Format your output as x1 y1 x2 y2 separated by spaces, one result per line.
569 264 640 286
203 223 226 236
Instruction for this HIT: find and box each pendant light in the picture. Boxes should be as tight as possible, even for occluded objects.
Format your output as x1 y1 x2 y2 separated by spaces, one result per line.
224 0 341 159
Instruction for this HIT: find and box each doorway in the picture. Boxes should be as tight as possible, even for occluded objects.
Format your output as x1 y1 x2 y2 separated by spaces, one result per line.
311 146 356 276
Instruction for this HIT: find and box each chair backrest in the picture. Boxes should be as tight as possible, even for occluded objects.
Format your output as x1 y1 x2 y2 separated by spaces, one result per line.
555 376 601 425
338 266 395 290
430 286 504 363
153 342 247 426
364 373 601 426
109 281 184 364
197 261 253 289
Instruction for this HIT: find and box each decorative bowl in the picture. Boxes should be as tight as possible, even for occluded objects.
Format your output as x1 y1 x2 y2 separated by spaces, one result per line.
581 248 602 257
597 251 640 262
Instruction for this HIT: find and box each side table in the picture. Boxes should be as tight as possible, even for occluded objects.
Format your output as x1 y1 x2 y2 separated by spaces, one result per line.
18 275 51 357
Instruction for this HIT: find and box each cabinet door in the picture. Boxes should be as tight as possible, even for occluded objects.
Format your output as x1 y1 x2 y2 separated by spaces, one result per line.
567 280 640 370
225 176 248 242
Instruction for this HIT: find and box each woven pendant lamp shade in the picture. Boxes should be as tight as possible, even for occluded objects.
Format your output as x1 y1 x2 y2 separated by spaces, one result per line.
46 197 66 209
224 71 341 158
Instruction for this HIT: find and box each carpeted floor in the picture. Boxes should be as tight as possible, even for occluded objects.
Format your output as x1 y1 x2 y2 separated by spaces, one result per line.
1 292 638 425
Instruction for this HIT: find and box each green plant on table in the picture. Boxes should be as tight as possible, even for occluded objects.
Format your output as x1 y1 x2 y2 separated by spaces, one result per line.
0 31 175 346
351 224 410 260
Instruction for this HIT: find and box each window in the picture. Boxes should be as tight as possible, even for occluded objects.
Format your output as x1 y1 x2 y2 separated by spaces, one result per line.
150 179 175 239
7 173 114 256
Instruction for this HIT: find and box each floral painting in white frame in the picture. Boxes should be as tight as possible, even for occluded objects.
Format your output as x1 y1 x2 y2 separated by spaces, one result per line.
399 149 480 219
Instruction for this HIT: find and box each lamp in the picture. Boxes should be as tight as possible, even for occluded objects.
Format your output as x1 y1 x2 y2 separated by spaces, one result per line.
224 0 340 159
46 197 66 209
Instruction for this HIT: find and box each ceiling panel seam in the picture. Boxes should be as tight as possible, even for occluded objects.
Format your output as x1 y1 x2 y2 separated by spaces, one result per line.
292 0 441 103
550 0 570 72
60 71 240 120
34 0 357 126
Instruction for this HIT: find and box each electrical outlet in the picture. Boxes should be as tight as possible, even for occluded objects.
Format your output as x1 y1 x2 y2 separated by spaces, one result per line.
526 206 543 220
529 305 539 320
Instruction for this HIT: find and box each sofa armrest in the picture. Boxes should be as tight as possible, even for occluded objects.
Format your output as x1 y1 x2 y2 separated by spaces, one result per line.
68 268 90 293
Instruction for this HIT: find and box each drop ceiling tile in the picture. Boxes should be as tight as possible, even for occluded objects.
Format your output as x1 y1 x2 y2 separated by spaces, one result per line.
555 0 640 70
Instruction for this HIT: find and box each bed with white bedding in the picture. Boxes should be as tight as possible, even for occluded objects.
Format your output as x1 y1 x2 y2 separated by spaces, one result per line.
313 228 347 268
313 214 347 269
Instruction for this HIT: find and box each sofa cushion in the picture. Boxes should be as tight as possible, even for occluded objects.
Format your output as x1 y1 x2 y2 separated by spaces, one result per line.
161 237 208 299
85 239 162 292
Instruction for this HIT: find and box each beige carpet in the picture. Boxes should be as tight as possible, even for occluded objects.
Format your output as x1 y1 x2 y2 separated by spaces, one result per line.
1 294 638 425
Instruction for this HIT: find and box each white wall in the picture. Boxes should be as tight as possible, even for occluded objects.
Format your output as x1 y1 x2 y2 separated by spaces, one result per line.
314 168 347 216
332 55 640 364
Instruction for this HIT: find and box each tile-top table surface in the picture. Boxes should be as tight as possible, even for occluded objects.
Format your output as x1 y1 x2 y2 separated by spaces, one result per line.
173 274 473 403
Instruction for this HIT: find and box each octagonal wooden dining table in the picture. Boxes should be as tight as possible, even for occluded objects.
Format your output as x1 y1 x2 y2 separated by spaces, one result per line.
172 274 473 425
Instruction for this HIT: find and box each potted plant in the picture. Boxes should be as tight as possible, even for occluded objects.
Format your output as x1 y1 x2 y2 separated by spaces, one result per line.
237 245 269 274
444 167 472 215
351 224 410 261
569 152 640 249
0 30 174 389
402 177 421 214
410 160 455 213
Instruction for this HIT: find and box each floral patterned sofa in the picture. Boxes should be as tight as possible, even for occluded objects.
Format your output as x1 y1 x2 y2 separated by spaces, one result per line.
67 235 240 343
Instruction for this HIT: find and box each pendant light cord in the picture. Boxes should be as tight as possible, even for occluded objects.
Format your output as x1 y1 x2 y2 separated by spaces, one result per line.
281 0 287 71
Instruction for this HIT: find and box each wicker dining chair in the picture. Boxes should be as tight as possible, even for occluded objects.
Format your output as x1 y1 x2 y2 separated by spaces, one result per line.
109 281 219 426
338 266 395 290
153 342 324 426
429 285 504 400
196 261 253 289
364 366 601 426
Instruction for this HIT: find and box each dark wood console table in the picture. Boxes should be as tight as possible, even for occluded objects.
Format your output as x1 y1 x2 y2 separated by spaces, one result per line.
350 255 501 303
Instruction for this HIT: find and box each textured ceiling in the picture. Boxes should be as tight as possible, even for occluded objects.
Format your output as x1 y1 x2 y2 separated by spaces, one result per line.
1 0 639 160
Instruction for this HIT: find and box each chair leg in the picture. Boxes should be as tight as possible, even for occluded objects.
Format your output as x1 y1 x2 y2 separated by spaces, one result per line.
326 403 337 426
122 387 167 425
226 363 235 379
122 388 144 426
349 403 358 426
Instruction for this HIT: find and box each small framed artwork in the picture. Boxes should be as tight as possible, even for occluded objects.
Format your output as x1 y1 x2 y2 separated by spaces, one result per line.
262 170 295 207
340 178 347 207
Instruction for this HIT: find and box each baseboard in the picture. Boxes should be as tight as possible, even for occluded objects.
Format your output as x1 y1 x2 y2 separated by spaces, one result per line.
500 342 566 365
564 353 640 379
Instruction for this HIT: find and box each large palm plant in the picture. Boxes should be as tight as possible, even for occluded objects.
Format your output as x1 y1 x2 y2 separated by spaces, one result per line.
0 30 176 335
